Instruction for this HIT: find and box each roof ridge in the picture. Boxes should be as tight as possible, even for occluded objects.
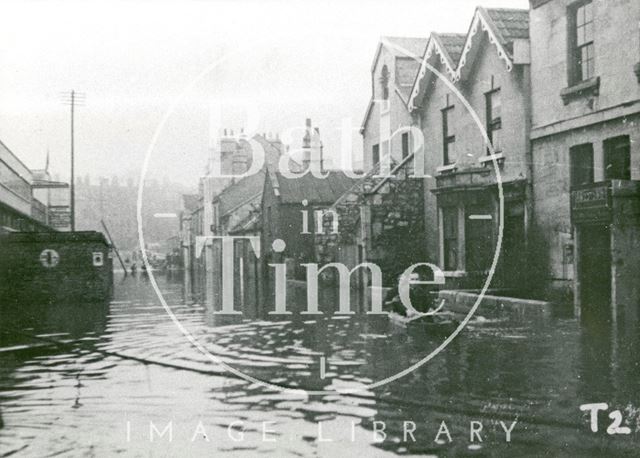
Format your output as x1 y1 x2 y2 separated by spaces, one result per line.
483 7 529 12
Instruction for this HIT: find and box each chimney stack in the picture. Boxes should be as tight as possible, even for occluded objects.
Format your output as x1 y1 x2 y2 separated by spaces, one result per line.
302 118 312 169
310 127 324 172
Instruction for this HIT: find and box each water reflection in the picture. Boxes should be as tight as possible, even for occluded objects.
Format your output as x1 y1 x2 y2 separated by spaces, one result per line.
0 275 639 456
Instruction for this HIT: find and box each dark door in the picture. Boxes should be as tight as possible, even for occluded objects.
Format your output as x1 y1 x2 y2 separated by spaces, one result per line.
500 203 526 289
579 224 611 321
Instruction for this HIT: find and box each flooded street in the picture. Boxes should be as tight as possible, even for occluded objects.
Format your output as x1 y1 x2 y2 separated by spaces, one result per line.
2 275 640 457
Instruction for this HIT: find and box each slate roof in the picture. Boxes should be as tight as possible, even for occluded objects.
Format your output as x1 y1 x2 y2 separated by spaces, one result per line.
216 170 264 217
382 36 429 59
228 212 260 235
275 171 357 205
215 134 284 217
484 8 530 53
435 33 467 64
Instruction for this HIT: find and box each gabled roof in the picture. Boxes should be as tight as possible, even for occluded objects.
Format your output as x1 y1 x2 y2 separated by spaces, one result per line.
408 32 466 111
408 7 529 111
212 134 284 216
437 33 467 65
370 36 428 73
275 171 357 205
216 170 264 217
361 36 427 134
455 7 529 81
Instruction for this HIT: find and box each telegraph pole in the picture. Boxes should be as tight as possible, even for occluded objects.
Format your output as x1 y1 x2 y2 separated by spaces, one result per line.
61 90 85 231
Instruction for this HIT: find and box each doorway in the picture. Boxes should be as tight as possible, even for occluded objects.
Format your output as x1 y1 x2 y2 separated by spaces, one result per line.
500 203 526 289
578 223 612 321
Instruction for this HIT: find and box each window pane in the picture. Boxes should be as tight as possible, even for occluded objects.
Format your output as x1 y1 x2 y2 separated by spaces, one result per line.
583 2 592 23
443 208 458 271
587 58 594 80
402 132 409 158
372 144 380 165
492 129 502 153
576 5 585 27
447 139 457 164
493 94 501 119
581 45 594 79
577 25 585 46
570 143 594 187
604 136 631 180
584 22 593 42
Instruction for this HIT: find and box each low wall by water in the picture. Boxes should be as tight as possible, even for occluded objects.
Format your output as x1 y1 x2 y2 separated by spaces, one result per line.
436 290 553 320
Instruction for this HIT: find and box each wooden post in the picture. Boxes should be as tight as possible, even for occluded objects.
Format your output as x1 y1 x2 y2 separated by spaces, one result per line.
101 219 127 276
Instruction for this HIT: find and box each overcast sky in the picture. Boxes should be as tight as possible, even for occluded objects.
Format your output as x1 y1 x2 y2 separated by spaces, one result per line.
0 0 528 187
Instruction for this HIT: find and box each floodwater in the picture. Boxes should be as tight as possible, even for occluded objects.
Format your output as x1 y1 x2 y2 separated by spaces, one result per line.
1 274 640 457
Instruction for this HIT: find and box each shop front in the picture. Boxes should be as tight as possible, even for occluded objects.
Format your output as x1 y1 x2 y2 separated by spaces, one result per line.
433 172 528 292
572 180 640 327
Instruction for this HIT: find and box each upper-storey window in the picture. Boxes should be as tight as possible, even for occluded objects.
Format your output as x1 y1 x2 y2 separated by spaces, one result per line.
570 143 594 187
380 65 390 100
569 0 594 84
442 102 456 166
401 132 409 159
604 135 631 181
372 143 380 166
485 89 502 154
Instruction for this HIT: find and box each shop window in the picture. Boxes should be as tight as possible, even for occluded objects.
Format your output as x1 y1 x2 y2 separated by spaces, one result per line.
442 207 458 271
402 132 409 159
569 0 594 85
372 144 380 165
570 143 594 187
604 135 631 180
442 105 456 165
485 89 502 153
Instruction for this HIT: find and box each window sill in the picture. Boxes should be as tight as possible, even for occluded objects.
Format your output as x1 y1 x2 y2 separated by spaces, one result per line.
635 62 640 83
479 153 505 166
436 164 457 174
560 76 600 105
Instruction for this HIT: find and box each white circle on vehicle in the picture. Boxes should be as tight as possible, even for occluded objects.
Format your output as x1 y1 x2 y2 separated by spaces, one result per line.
39 249 60 268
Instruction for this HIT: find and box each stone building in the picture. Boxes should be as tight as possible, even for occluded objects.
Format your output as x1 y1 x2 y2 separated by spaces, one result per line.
0 139 61 233
408 7 532 292
312 36 429 299
528 0 640 320
360 36 428 172
183 132 283 308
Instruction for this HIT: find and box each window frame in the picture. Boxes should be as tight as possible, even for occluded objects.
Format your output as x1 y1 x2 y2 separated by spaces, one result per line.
401 132 410 159
380 65 390 101
485 88 502 154
372 143 380 166
442 105 456 166
568 0 595 85
603 135 631 181
442 206 459 271
569 143 595 188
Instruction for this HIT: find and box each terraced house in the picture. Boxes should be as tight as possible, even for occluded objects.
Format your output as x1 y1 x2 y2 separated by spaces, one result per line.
408 7 533 293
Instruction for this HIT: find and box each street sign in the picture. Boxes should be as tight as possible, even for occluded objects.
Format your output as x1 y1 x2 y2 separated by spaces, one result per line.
48 207 71 229
571 182 612 224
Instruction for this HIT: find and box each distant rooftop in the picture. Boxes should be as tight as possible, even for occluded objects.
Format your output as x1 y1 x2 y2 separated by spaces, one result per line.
275 171 357 205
